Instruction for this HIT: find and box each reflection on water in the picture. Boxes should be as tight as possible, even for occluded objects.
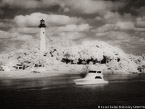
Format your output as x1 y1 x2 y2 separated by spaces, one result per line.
0 74 145 108
0 74 77 90
76 84 107 90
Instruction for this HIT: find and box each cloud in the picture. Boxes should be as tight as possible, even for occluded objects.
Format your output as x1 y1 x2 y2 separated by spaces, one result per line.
98 11 121 23
0 29 35 53
95 32 108 37
108 31 131 41
0 11 90 53
95 30 144 54
46 24 90 40
14 12 83 27
10 27 39 34
0 30 11 38
132 16 145 31
64 0 114 14
1 0 126 14
94 24 118 33
13 12 90 41
49 24 91 32
134 27 145 32
1 1 145 55
96 11 134 23
0 9 3 15
0 29 34 41
65 0 127 14
93 17 144 53
90 10 143 53
94 21 134 34
0 0 65 9
116 21 134 30
95 30 131 42
138 38 145 43
94 24 145 55
1 0 41 8
136 6 145 16
57 32 85 40
14 34 34 41
136 16 145 28
0 30 16 38
95 11 145 32
0 21 13 28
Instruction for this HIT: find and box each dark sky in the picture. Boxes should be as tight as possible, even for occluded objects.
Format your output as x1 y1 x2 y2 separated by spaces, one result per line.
0 0 145 55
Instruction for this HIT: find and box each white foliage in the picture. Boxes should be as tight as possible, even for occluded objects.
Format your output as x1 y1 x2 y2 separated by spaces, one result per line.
0 36 142 73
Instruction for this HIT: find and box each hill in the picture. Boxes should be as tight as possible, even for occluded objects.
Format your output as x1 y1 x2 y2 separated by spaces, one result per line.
0 37 144 73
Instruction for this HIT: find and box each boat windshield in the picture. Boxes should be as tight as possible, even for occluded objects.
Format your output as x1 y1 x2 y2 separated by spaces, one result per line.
95 76 102 79
89 71 96 73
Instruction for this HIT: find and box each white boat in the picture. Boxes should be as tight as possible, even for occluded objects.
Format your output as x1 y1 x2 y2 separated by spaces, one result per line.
74 70 108 85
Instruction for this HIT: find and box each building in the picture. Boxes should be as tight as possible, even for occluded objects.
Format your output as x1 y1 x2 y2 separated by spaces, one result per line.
39 19 47 56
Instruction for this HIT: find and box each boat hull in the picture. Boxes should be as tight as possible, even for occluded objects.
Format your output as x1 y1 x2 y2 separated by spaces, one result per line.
74 79 108 85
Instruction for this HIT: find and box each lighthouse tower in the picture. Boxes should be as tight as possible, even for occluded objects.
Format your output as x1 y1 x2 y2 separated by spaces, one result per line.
39 19 46 56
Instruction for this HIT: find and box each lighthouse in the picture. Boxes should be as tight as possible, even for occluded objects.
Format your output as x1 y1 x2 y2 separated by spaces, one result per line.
39 19 46 56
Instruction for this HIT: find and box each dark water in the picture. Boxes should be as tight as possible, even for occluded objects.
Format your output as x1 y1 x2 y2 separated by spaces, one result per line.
0 74 145 109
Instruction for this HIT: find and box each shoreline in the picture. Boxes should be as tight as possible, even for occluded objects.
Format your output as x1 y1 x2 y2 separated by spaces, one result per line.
0 70 144 80
0 70 72 79
0 64 144 80
0 64 85 79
